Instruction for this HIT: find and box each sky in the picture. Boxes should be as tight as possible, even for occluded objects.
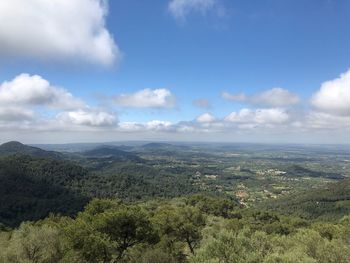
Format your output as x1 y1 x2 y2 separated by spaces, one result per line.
1 0 350 144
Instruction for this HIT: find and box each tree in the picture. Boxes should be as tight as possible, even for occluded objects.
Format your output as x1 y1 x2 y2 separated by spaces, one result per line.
185 194 239 218
0 223 68 263
93 205 158 259
64 218 112 263
190 229 273 263
64 199 157 261
154 205 206 255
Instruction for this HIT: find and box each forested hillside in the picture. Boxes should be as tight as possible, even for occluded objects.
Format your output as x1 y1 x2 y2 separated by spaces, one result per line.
263 178 350 220
1 142 350 262
0 141 62 159
1 196 350 262
0 155 88 226
0 142 201 226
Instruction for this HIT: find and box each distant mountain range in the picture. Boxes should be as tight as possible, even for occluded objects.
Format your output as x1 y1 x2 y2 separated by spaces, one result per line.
135 142 191 152
0 141 197 226
83 145 132 156
0 141 63 159
140 142 174 149
0 140 147 164
82 145 143 162
2 140 350 225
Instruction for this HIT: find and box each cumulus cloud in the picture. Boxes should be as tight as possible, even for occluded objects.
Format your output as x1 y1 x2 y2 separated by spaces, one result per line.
0 73 118 130
119 120 173 132
222 92 246 102
145 120 173 131
118 122 144 132
114 89 176 108
0 0 119 66
171 108 292 134
0 108 34 122
6 69 350 141
0 74 85 110
311 69 350 116
192 99 211 109
304 111 350 130
222 88 300 107
122 109 293 136
225 108 290 125
196 113 215 123
168 0 217 21
57 109 117 127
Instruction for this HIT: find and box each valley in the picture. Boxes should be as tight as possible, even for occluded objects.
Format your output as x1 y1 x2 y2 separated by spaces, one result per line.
1 141 350 262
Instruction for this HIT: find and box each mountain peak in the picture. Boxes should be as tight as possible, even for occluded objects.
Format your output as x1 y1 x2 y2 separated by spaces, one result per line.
0 141 62 159
0 141 25 149
1 141 24 145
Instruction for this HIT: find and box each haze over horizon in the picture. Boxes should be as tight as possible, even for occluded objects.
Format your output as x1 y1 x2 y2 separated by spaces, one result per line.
1 0 350 144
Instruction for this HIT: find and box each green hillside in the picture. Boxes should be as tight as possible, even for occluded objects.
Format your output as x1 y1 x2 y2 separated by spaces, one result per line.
0 141 62 159
0 155 88 226
263 178 350 220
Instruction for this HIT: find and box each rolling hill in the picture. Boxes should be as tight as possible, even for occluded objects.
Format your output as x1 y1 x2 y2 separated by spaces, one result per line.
0 154 88 226
0 141 63 159
263 178 350 220
83 145 143 162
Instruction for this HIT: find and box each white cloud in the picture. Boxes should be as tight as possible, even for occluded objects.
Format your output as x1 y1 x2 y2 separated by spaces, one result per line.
0 74 85 110
168 0 217 21
57 109 117 127
145 120 173 131
196 113 215 123
222 92 246 102
118 120 173 132
118 122 144 132
176 124 196 132
0 107 34 122
304 111 350 130
0 0 119 66
0 73 118 130
225 108 290 124
114 89 176 108
222 88 300 107
193 99 211 109
172 109 291 135
6 69 350 142
311 69 350 116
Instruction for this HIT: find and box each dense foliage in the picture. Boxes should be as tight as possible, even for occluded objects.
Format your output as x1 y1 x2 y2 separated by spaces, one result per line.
263 178 350 220
0 141 62 159
0 153 199 226
0 155 88 226
2 142 350 262
1 196 350 263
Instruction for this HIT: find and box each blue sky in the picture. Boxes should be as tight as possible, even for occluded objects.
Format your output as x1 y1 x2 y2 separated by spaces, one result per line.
1 0 350 143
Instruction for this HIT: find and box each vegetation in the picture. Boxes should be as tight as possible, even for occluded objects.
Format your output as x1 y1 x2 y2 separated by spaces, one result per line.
1 196 350 263
263 178 350 220
1 141 350 262
0 141 62 159
0 155 88 226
